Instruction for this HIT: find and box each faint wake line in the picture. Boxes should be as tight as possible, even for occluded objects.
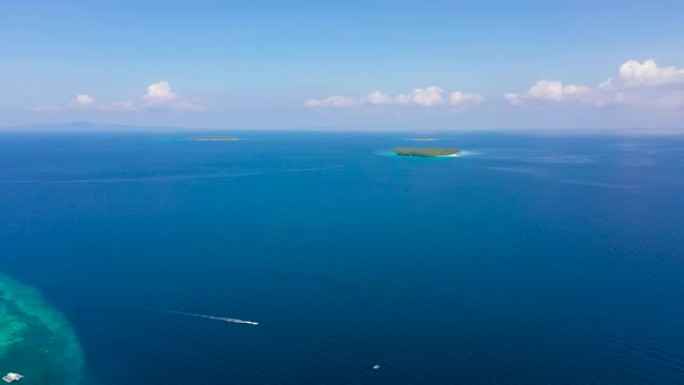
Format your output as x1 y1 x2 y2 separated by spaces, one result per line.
0 172 261 184
0 165 350 185
154 308 259 326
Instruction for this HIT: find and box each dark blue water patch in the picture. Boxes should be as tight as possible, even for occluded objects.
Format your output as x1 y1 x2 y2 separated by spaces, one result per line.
0 131 683 384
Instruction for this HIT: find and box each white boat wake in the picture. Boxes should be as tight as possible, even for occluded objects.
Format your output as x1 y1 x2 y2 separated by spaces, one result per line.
157 309 259 326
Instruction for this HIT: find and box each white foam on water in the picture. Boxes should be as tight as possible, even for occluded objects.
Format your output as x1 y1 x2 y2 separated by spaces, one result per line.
457 150 478 157
157 309 259 326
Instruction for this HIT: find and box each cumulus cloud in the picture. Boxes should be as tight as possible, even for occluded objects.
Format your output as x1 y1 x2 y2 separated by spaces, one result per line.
75 94 96 106
449 91 485 106
306 86 483 108
31 81 206 112
141 81 205 111
506 59 684 109
614 59 684 87
363 91 410 106
410 86 445 106
504 80 591 105
143 81 177 104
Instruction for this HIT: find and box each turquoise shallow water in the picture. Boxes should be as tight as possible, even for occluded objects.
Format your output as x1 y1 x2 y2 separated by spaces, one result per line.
0 131 683 384
0 274 84 385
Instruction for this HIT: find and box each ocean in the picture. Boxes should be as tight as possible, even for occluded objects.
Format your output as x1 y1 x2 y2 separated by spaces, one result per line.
0 131 683 385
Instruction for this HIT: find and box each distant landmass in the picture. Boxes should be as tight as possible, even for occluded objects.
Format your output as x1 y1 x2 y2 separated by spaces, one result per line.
0 122 204 132
392 147 460 157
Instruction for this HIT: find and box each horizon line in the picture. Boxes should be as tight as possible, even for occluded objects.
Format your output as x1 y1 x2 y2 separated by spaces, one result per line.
1 122 684 137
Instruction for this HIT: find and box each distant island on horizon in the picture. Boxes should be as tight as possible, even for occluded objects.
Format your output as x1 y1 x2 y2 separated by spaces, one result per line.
392 147 460 157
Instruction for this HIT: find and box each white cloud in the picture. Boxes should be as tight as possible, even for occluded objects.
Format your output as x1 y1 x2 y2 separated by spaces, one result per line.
449 91 485 106
506 59 684 109
365 91 392 105
306 86 482 108
504 80 590 104
615 59 684 87
75 94 96 106
304 95 358 108
363 91 413 106
410 86 444 106
143 81 177 104
33 94 98 111
31 81 206 112
363 91 402 105
141 81 205 110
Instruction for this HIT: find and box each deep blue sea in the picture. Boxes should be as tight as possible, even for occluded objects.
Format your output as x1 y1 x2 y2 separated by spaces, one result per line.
1 131 683 385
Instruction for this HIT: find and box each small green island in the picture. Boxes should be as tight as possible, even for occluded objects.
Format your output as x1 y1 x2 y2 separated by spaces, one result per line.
392 147 460 157
193 136 239 141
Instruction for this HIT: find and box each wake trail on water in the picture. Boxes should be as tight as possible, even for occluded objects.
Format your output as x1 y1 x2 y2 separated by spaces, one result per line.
0 165 351 185
153 308 259 326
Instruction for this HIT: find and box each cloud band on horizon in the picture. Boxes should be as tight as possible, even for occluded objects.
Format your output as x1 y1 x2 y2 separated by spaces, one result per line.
505 59 684 109
30 81 207 112
305 86 484 108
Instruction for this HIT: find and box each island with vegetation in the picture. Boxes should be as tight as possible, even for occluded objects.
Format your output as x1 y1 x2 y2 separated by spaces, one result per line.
192 136 239 141
392 147 460 157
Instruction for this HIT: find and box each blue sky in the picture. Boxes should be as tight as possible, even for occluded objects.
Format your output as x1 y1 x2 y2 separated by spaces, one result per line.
2 0 684 130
